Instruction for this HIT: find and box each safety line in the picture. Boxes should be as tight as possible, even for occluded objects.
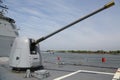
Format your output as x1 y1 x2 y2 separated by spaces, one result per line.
112 68 120 80
54 69 114 80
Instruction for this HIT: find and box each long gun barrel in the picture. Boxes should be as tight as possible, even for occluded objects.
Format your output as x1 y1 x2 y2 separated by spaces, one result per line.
32 1 115 46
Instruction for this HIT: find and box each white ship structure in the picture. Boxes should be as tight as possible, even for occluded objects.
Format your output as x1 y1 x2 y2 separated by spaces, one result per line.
0 1 19 57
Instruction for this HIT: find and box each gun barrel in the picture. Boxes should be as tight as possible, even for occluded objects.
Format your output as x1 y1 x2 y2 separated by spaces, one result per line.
33 1 114 45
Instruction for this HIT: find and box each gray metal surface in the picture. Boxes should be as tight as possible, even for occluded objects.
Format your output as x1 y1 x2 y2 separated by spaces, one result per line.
0 61 116 80
0 17 18 57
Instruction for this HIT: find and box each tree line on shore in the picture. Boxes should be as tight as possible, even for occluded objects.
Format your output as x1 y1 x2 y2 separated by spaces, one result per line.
46 50 120 54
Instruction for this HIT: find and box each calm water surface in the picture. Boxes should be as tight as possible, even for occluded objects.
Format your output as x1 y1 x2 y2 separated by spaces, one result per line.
42 52 120 68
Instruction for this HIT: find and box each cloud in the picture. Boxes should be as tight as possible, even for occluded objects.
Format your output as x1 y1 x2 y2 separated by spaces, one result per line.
5 0 120 50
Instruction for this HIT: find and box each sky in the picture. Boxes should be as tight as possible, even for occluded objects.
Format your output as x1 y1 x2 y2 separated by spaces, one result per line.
3 0 120 50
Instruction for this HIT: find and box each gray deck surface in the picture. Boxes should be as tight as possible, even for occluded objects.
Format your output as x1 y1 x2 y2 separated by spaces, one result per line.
0 52 119 80
0 60 116 80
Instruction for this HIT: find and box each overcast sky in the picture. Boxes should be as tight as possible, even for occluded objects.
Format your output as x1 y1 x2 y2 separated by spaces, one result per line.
4 0 120 50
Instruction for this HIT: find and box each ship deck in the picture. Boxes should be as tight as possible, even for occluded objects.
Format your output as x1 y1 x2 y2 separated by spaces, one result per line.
0 57 117 80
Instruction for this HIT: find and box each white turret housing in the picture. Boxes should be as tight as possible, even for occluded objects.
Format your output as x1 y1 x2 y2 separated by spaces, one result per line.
9 37 43 69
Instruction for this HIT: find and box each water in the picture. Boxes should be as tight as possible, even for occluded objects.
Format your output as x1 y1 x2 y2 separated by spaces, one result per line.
42 52 120 68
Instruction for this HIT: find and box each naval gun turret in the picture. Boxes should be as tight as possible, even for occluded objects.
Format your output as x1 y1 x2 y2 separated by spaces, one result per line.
9 1 114 70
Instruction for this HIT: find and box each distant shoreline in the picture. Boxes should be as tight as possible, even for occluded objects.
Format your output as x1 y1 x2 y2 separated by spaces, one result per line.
46 50 120 55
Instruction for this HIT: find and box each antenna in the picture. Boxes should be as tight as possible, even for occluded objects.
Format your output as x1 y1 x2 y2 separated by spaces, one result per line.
0 0 8 15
